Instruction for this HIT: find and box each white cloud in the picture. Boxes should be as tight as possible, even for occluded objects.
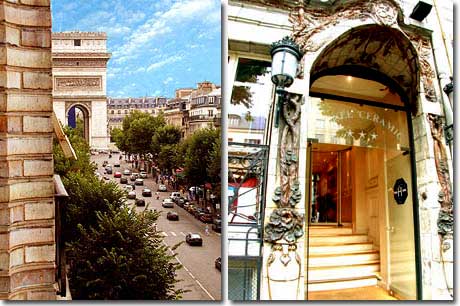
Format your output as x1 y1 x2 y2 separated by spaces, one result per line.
163 77 174 85
146 55 183 72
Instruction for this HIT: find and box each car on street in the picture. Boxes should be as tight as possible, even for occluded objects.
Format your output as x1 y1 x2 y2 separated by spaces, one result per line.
135 178 144 186
166 211 179 221
139 171 148 179
215 257 221 271
142 188 152 197
127 191 136 199
124 185 134 192
212 218 221 233
158 184 167 192
170 192 181 202
114 171 122 178
120 177 128 184
105 165 112 173
185 233 203 246
200 213 213 223
185 204 195 213
114 162 120 167
162 198 174 208
176 197 186 207
135 198 145 206
194 208 206 219
123 169 131 176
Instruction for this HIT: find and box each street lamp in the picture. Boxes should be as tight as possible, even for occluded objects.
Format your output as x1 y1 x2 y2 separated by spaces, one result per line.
270 36 303 127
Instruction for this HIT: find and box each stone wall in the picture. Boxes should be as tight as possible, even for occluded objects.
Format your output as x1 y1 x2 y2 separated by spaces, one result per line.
0 0 56 300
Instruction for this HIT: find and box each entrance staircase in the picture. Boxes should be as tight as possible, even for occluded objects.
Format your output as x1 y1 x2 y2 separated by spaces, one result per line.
307 226 380 292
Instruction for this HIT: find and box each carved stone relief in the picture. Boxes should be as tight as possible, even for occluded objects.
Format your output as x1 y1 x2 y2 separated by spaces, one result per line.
55 77 102 90
53 59 108 68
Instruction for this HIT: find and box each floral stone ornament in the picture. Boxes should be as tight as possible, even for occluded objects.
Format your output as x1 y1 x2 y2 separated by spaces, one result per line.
264 208 304 244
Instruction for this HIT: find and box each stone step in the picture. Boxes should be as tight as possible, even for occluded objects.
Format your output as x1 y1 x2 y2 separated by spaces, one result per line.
308 262 380 282
308 251 380 267
308 242 375 255
307 276 379 292
308 226 353 236
309 234 369 245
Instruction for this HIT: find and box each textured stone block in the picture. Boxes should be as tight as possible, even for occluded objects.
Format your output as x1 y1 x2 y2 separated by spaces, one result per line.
23 160 52 177
20 0 50 6
0 252 8 270
9 180 53 201
4 4 51 27
25 245 54 263
5 26 20 46
10 205 23 223
21 29 50 48
23 116 51 133
0 208 9 225
3 94 52 112
23 71 52 89
24 201 53 220
10 268 54 290
9 247 23 267
7 47 50 68
0 116 22 133
0 277 9 293
0 233 8 250
10 227 53 247
7 137 52 155
27 290 56 300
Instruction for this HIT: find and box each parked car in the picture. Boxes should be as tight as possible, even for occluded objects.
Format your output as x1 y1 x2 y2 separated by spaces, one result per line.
212 218 221 233
170 192 181 202
127 191 136 199
114 171 122 178
142 188 152 197
200 213 213 223
135 198 145 206
215 257 221 271
185 233 203 246
135 178 144 186
186 204 196 213
120 177 128 184
158 184 167 192
139 171 148 179
162 198 174 208
166 211 179 221
123 169 131 176
194 208 206 219
176 197 186 207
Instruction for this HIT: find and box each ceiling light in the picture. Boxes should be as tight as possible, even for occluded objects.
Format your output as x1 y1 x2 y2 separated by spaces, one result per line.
347 76 353 82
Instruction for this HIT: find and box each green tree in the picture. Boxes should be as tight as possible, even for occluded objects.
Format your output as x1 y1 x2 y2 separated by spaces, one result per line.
67 205 183 300
151 125 182 173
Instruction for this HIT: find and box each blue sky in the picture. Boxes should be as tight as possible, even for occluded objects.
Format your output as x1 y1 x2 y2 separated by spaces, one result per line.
51 0 221 98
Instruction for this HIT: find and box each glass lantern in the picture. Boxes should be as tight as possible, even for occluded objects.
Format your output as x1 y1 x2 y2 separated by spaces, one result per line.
270 36 303 88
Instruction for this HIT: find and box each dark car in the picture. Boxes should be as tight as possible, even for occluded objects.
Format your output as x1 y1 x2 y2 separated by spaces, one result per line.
142 188 152 197
194 208 206 219
215 257 221 271
166 211 179 221
105 166 113 174
120 177 128 184
212 218 221 233
135 198 145 206
200 213 213 223
185 233 203 246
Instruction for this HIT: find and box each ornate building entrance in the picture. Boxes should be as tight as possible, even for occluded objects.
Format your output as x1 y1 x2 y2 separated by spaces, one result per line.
52 32 111 149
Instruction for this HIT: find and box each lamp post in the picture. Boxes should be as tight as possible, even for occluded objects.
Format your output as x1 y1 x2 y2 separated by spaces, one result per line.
270 36 303 128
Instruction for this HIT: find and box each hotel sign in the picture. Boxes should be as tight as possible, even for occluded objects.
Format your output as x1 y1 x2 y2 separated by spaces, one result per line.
393 178 408 205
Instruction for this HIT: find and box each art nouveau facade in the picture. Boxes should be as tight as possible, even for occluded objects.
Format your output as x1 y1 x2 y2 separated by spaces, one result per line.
52 32 111 149
228 0 453 301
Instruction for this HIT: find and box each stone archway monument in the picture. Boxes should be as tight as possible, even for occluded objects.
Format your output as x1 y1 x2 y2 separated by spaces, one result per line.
52 32 111 149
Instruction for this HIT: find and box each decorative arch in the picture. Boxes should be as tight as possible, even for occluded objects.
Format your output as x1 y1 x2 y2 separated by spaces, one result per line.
65 102 91 142
309 24 420 113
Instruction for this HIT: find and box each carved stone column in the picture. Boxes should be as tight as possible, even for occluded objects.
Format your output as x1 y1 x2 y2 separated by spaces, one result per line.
264 92 304 300
0 0 56 300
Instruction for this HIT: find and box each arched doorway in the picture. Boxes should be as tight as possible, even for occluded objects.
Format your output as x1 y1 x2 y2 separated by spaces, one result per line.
304 25 421 300
66 103 90 143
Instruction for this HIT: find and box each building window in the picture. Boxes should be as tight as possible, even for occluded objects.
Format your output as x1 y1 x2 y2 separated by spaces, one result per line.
209 97 214 104
208 110 213 117
111 110 114 114
74 39 81 46
316 119 325 129
118 110 121 114
124 110 128 114
244 139 261 144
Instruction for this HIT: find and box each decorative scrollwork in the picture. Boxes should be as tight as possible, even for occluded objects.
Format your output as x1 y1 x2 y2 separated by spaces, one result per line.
427 114 453 239
264 92 304 245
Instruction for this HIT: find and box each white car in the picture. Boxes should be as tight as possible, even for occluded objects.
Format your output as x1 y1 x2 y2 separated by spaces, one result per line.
123 169 131 176
158 184 167 192
170 192 181 201
127 191 136 199
135 178 144 186
140 171 148 179
124 185 134 192
162 198 174 208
